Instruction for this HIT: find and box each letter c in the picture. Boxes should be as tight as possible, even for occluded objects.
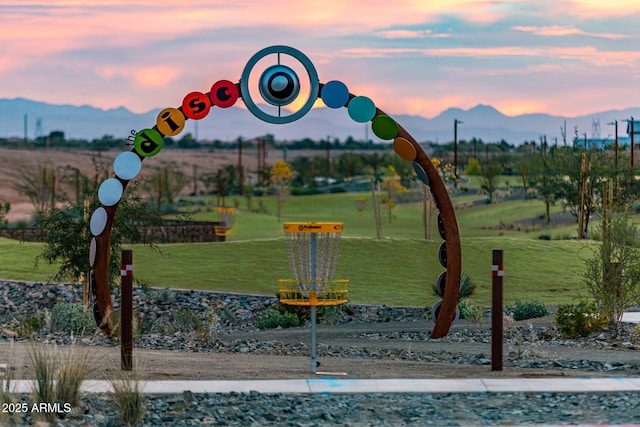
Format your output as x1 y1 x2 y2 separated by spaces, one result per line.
210 80 239 108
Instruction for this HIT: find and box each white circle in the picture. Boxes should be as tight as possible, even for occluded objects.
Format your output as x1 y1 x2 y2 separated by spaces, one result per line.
90 207 108 236
98 178 123 207
113 151 142 181
89 238 97 267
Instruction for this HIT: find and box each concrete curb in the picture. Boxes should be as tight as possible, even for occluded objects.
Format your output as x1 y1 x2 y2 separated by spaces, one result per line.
5 377 640 394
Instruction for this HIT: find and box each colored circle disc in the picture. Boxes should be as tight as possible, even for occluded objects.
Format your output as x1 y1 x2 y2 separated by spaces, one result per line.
347 96 376 123
182 91 211 120
321 80 349 108
98 178 124 207
413 161 429 186
113 151 142 181
134 128 164 157
90 207 108 237
156 108 186 136
210 80 239 108
372 115 399 140
393 137 417 161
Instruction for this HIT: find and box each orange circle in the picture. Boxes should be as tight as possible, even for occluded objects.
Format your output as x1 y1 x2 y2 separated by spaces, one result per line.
156 107 186 136
393 137 417 161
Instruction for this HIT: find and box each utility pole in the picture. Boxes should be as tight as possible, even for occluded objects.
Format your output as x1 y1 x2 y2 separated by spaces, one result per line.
454 119 463 189
631 117 635 169
607 120 618 175
237 136 244 195
326 135 331 176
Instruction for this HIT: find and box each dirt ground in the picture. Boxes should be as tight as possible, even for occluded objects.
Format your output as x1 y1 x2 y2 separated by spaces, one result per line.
2 318 637 381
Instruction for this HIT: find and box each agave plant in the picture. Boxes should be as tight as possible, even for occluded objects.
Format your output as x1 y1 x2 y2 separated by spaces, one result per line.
431 272 476 302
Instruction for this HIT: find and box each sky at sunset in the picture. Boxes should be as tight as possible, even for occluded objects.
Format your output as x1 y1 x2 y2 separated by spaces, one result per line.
2 0 640 119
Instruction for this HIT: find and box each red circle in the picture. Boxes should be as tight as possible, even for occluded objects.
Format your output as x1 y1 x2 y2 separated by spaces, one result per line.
182 91 211 120
210 80 239 108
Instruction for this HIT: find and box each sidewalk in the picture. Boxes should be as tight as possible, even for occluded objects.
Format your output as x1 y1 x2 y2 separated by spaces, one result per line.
6 377 640 394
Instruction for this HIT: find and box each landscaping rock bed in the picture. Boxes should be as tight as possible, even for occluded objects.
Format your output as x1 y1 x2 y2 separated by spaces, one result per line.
2 280 640 426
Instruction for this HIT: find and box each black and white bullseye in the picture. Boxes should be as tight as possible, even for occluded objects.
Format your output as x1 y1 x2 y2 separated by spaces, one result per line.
259 64 300 106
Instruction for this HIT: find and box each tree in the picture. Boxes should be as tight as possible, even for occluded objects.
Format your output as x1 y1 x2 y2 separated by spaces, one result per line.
36 183 162 285
517 155 537 200
0 202 9 227
271 160 293 222
479 157 503 203
143 165 189 212
549 148 614 237
583 213 640 336
14 162 64 214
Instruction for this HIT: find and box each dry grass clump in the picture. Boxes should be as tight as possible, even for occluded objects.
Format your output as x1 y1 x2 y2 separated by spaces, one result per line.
29 342 92 423
110 370 145 425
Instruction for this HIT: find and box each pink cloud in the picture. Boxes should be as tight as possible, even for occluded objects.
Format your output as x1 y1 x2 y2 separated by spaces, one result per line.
512 25 631 39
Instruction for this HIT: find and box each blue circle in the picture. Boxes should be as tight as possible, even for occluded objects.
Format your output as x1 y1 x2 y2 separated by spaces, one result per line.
347 96 376 123
321 80 349 108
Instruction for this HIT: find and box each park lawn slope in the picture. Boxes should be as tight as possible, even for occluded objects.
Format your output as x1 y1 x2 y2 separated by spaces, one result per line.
132 236 589 307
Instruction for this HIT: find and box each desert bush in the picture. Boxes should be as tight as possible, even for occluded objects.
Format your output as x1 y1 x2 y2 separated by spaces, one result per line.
50 302 95 335
505 300 549 321
630 324 640 344
555 301 608 338
583 213 640 335
171 309 202 333
256 308 300 329
458 301 484 324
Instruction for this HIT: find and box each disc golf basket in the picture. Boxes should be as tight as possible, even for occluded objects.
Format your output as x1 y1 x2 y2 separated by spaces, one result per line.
215 207 237 237
279 222 348 373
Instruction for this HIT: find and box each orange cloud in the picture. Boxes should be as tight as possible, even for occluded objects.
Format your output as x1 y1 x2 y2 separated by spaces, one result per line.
133 67 181 88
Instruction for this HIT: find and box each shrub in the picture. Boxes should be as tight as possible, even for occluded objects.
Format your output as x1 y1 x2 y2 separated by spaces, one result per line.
50 302 96 335
555 301 609 338
256 308 300 329
505 300 549 321
458 301 483 324
431 272 476 302
171 309 202 333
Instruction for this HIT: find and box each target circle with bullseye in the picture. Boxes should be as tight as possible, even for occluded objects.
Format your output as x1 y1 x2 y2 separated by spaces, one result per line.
240 45 319 124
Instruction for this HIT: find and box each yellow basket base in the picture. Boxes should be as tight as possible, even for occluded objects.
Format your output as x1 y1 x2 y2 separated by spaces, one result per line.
278 279 349 306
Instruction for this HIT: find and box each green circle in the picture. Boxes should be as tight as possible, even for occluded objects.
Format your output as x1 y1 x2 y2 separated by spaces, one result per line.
372 115 399 140
134 128 163 157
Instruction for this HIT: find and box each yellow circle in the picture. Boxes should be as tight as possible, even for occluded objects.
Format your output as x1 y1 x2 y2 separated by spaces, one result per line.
156 107 186 136
393 137 417 161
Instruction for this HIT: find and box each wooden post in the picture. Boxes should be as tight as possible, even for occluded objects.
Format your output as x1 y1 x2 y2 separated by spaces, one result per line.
121 249 133 371
578 153 588 239
491 249 503 371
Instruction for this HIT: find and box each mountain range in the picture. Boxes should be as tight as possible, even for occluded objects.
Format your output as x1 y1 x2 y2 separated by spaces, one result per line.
1 97 639 145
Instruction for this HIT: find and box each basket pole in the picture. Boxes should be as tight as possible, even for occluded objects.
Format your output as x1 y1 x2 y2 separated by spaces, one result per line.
310 233 317 373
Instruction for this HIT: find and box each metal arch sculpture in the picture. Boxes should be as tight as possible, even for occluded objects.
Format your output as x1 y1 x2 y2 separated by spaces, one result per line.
89 45 461 338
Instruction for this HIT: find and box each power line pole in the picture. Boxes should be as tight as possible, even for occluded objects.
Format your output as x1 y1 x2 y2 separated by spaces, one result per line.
454 119 463 189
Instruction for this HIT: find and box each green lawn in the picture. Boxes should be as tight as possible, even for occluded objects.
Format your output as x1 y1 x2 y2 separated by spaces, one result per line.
1 185 600 308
